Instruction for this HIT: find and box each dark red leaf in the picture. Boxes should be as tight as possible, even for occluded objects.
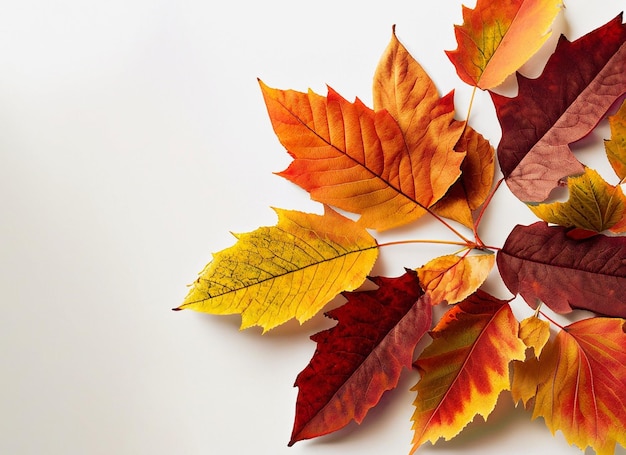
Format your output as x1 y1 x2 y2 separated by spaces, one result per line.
492 14 626 202
289 269 432 445
497 221 626 317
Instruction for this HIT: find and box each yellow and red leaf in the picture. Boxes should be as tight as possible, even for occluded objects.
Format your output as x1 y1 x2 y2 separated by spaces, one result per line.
446 0 563 89
410 290 526 451
531 318 626 455
290 270 432 445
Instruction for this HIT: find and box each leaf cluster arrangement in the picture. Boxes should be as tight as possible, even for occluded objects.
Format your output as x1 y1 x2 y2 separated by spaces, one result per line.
176 1 626 454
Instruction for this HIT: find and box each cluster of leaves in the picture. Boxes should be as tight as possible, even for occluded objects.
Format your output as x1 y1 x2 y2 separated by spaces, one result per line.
176 1 626 454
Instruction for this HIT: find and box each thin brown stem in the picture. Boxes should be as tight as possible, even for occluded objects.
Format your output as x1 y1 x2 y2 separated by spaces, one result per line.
377 238 474 249
474 177 505 234
538 309 565 331
424 208 473 244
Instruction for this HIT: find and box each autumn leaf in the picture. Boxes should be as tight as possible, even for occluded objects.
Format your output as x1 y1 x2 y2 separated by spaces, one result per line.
492 14 626 202
260 30 466 232
430 126 495 229
416 253 494 305
528 167 626 233
511 316 551 407
605 99 626 180
410 291 526 451
518 316 550 358
497 221 626 318
529 318 626 455
289 270 431 445
446 0 563 89
175 207 378 332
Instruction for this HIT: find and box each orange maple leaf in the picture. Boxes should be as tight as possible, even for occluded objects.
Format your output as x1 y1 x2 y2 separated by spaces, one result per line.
259 30 465 231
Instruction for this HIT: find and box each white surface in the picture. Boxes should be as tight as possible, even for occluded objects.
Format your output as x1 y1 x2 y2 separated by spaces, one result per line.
1 1 625 454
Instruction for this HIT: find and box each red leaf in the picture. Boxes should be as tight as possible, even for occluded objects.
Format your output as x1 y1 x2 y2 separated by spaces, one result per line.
492 14 626 202
289 269 432 445
497 221 626 317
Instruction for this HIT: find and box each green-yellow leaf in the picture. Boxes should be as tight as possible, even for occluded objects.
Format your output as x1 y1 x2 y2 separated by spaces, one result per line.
606 99 626 180
175 207 378 332
527 167 626 232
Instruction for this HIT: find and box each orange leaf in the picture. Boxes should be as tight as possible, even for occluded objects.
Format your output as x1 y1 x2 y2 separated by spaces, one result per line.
531 318 626 455
411 291 526 450
373 27 466 219
446 0 563 89
416 253 495 305
431 126 495 228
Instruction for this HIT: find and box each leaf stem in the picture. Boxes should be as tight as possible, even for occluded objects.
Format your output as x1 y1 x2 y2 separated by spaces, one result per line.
474 177 505 235
425 208 474 244
465 85 478 127
538 309 565 331
377 239 473 249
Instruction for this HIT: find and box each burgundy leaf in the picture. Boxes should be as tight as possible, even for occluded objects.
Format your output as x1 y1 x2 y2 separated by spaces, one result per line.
492 14 626 202
497 221 626 317
289 269 432 445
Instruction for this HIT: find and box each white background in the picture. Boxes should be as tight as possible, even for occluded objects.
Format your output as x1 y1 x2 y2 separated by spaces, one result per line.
1 1 625 454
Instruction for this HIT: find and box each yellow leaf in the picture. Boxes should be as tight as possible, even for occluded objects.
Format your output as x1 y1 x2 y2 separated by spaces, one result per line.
447 0 563 89
606 99 626 180
528 167 626 232
511 317 551 407
176 207 378 332
417 253 495 305
518 316 550 358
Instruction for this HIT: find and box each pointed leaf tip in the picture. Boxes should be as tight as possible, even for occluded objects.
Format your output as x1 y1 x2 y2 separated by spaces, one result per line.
179 207 378 331
290 270 431 444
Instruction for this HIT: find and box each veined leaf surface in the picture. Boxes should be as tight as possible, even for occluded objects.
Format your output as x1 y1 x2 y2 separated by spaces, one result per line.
261 31 465 231
531 318 626 455
411 291 526 451
447 0 563 89
417 253 495 305
176 207 378 332
290 270 431 445
528 167 626 233
497 222 626 317
493 15 626 202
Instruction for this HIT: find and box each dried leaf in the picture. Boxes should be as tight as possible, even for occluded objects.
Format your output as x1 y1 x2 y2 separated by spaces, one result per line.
447 0 563 89
493 15 626 202
528 167 626 232
605 99 626 180
497 221 626 317
289 270 431 445
531 318 626 455
260 55 465 231
417 253 495 305
510 317 551 407
430 126 496 229
410 291 526 450
518 316 550 358
176 207 378 332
